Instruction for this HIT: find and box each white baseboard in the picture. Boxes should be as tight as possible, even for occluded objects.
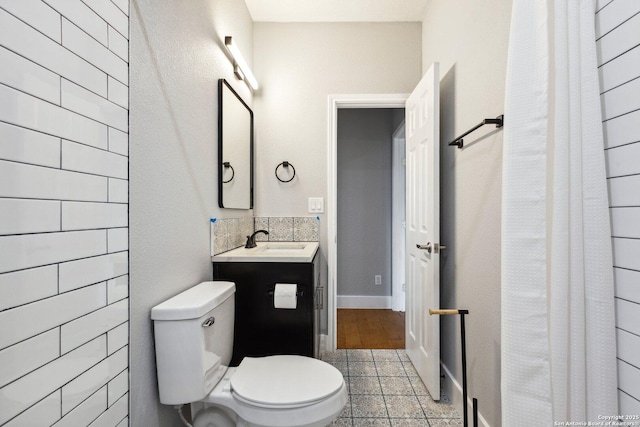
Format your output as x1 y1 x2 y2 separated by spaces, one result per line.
441 362 491 427
337 295 392 309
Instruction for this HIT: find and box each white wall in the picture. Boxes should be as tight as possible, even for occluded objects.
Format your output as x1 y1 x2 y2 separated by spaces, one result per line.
0 1 130 426
596 0 640 415
253 22 422 328
129 0 253 425
421 1 512 425
253 23 421 218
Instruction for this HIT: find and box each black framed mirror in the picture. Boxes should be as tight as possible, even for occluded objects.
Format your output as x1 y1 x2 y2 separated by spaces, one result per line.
218 79 253 209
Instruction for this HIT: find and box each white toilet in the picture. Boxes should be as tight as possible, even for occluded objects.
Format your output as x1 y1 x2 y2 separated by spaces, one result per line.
151 281 348 427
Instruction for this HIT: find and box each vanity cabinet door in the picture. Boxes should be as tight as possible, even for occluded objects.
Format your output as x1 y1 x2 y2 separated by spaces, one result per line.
213 258 316 366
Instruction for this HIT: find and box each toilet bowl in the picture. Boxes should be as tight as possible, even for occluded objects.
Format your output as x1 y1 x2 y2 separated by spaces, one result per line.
151 281 347 427
197 356 347 427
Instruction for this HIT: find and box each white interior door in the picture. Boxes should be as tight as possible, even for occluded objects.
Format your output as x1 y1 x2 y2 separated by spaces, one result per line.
405 63 441 400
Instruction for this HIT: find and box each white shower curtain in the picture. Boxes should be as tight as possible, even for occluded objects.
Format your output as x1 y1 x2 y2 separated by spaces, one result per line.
502 1 618 425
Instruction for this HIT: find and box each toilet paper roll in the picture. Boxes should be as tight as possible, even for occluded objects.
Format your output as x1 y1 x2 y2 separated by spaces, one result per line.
274 283 297 309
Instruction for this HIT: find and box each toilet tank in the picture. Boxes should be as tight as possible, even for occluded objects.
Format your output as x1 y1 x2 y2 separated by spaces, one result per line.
151 281 235 405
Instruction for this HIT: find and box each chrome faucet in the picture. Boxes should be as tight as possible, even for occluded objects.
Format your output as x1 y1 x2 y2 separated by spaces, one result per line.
245 230 269 248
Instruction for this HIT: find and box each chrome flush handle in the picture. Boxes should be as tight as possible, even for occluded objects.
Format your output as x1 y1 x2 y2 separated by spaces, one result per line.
202 317 216 327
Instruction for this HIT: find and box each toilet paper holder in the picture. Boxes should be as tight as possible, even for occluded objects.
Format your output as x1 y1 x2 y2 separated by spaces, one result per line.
267 287 303 297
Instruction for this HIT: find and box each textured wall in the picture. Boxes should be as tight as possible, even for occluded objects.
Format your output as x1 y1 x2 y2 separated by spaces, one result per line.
0 0 130 425
596 0 640 415
129 0 253 425
421 1 512 425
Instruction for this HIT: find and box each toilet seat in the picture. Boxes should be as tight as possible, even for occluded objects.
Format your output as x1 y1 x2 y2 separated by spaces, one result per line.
200 356 349 427
230 355 344 408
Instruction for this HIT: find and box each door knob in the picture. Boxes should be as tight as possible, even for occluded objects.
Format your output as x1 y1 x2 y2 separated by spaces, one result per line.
417 243 432 253
417 243 447 253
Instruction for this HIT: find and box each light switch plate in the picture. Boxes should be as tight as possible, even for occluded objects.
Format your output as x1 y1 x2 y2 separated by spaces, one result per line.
308 197 324 213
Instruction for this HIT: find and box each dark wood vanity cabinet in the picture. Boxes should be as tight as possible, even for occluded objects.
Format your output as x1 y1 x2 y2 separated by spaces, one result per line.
213 253 320 366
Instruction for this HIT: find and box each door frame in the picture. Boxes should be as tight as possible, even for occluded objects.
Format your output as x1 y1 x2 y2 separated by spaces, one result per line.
326 94 408 351
391 121 406 312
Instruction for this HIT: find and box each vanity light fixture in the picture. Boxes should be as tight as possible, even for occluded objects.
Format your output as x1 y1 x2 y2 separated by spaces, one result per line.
225 36 259 90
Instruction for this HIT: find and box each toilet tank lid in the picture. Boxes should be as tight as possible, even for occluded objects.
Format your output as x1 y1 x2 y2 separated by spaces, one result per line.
151 281 235 321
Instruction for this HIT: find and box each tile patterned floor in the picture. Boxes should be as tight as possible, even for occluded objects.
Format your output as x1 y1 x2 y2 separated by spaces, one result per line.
320 349 462 427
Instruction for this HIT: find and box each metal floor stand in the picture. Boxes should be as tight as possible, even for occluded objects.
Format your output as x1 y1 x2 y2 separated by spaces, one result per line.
429 308 478 427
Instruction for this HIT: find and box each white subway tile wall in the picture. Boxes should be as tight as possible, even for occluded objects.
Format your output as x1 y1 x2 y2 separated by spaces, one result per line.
0 85 109 149
0 0 64 43
0 121 62 168
596 0 640 415
52 387 108 427
0 1 129 426
42 0 109 45
4 390 61 427
61 346 127 414
107 322 128 356
0 11 108 97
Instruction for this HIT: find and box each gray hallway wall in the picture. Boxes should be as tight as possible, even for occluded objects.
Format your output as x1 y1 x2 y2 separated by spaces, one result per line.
337 108 403 302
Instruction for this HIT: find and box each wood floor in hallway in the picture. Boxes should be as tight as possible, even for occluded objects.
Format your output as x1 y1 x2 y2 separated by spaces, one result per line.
337 309 405 349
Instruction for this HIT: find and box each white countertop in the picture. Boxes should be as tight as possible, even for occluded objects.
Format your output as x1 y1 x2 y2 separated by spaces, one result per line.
212 241 319 263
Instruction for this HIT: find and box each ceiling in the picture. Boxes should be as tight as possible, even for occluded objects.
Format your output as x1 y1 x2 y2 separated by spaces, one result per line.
243 0 428 22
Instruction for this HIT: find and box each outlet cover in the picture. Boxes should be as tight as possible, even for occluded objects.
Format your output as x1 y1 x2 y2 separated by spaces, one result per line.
375 275 382 285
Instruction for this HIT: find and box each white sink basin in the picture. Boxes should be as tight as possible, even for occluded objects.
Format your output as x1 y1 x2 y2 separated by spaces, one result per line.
212 241 319 263
257 243 307 251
